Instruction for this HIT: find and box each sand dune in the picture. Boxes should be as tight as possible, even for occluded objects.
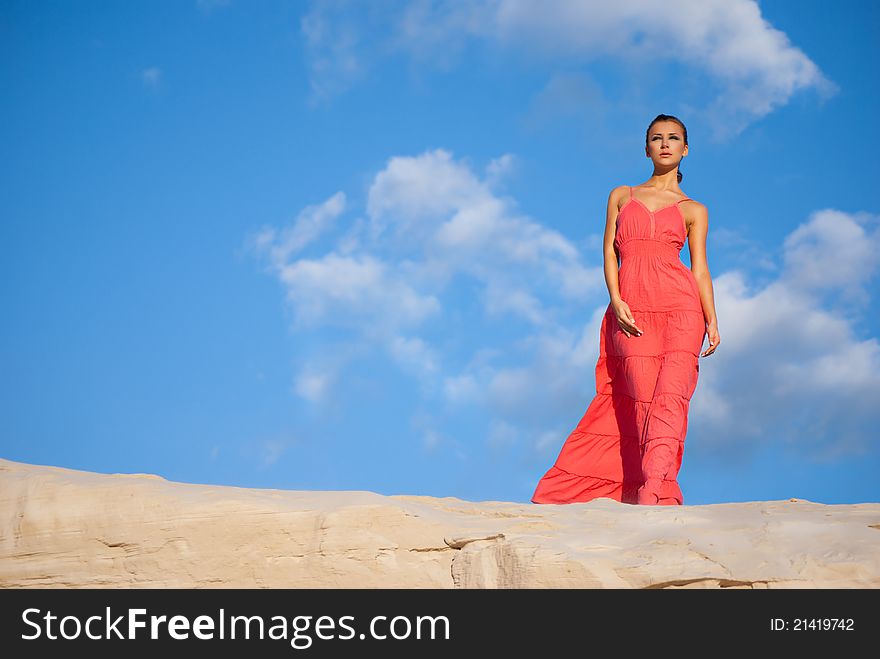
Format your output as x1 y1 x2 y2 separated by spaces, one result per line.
1 458 878 588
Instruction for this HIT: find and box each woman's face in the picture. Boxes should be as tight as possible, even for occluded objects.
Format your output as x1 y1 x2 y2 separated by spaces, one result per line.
646 121 688 166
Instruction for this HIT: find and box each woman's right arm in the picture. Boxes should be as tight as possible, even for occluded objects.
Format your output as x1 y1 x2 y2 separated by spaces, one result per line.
603 186 626 305
603 186 642 338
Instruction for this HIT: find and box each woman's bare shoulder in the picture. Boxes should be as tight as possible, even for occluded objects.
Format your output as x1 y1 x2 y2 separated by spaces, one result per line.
608 184 631 210
680 197 708 216
680 197 708 230
681 196 706 209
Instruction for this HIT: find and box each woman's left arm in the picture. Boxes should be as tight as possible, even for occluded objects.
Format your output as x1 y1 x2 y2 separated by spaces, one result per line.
685 202 720 357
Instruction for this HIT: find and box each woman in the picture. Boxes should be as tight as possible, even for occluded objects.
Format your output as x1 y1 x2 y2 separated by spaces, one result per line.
532 114 720 506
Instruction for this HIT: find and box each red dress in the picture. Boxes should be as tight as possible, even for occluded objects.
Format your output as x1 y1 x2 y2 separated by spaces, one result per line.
532 186 706 505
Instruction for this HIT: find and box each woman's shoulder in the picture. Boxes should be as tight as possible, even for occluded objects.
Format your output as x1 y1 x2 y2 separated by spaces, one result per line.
608 184 632 209
679 196 708 231
679 196 707 212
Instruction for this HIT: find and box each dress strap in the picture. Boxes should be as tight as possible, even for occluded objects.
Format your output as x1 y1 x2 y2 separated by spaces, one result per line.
675 197 692 204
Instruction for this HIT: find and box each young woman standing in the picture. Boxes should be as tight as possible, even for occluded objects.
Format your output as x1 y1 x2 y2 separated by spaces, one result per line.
532 114 720 506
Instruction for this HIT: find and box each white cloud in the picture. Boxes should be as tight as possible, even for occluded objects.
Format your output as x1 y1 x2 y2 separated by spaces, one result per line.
366 149 488 234
366 149 586 293
301 0 836 135
251 192 346 266
248 148 596 407
248 148 594 336
781 209 879 297
688 210 880 458
277 252 441 331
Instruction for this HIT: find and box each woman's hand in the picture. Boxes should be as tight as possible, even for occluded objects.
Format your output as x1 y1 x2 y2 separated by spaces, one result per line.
701 320 720 357
611 299 642 338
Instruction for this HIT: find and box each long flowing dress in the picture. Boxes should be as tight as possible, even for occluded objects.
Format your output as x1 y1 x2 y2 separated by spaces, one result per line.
531 186 706 505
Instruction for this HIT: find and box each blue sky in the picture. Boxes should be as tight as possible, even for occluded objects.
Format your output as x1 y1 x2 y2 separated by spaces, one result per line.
2 0 878 505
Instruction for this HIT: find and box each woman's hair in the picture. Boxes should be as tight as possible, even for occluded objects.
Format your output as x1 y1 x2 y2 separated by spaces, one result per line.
647 114 688 183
